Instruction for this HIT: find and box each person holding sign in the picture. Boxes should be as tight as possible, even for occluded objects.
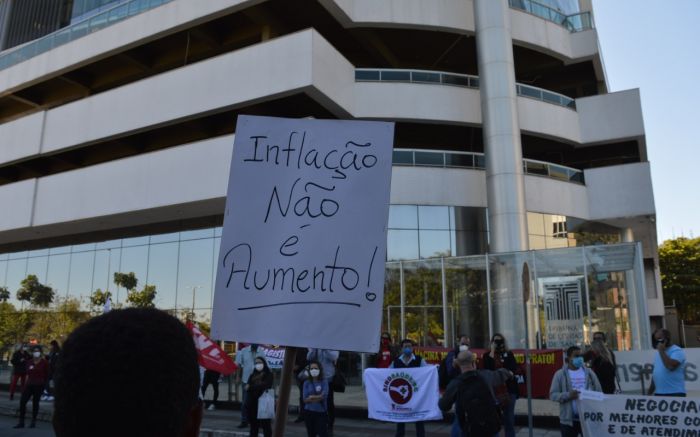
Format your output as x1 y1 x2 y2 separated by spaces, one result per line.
549 346 602 437
390 339 428 437
303 360 330 437
648 328 687 397
246 357 274 437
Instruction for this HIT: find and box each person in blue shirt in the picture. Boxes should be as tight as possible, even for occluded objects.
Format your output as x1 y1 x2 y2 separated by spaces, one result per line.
303 360 329 437
307 348 339 434
390 339 428 437
649 329 686 397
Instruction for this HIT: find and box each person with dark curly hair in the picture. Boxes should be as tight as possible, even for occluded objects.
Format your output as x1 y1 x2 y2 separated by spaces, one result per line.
52 308 202 437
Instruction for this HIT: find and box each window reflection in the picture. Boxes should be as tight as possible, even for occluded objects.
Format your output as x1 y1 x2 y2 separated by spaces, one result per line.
387 230 419 261
419 230 451 258
389 205 418 229
418 206 449 230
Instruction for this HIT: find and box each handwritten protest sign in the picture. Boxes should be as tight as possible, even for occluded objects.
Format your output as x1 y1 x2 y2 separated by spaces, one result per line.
579 394 700 436
211 116 394 353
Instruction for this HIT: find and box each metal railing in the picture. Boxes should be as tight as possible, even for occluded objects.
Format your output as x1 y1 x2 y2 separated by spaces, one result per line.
0 0 174 71
393 148 585 184
508 0 593 32
356 68 576 110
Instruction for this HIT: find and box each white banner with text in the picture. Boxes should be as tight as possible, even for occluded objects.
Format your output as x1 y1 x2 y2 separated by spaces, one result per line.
364 367 443 423
614 348 700 393
580 394 700 436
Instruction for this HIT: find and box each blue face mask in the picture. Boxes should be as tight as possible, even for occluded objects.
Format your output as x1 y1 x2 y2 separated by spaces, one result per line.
403 347 412 356
571 357 584 369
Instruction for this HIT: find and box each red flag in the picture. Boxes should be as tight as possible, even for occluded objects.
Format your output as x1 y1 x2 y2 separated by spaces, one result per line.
186 321 237 375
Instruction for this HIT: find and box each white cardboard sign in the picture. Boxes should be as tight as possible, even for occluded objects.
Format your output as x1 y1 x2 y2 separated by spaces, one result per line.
211 115 394 353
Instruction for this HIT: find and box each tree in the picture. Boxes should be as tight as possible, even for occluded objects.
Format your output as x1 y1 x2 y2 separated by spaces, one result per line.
89 289 112 309
126 284 157 308
29 297 91 345
16 275 55 307
659 237 700 323
113 272 138 292
0 302 31 356
0 286 9 302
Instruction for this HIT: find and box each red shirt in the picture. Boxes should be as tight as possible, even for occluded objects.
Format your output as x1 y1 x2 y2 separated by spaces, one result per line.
377 347 393 368
26 358 49 386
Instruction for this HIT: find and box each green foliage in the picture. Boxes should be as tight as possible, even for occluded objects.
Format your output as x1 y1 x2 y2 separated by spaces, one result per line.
29 297 91 344
126 284 157 308
89 289 112 309
0 302 31 356
659 237 700 323
16 275 55 307
0 286 9 302
113 272 138 292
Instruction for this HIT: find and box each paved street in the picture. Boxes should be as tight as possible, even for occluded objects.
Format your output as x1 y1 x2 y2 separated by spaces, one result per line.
0 415 54 437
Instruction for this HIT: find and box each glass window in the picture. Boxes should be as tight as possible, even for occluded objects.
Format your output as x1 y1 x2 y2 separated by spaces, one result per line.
355 70 380 81
96 239 121 250
411 72 440 83
119 246 149 288
414 151 444 166
453 231 488 256
380 70 410 81
0 260 7 286
122 236 149 247
442 74 469 87
214 227 223 237
28 249 49 257
392 150 413 165
26 257 49 283
71 243 96 253
445 256 489 347
150 232 180 244
5 259 27 304
8 251 28 260
518 85 542 100
473 154 485 169
527 212 545 236
387 230 419 261
180 228 215 241
50 246 71 256
388 205 418 229
524 160 548 176
177 239 215 318
419 230 452 259
451 207 487 232
47 254 71 299
418 206 450 230
69 251 95 300
445 153 473 168
147 242 179 310
529 235 547 250
91 250 113 294
401 259 443 346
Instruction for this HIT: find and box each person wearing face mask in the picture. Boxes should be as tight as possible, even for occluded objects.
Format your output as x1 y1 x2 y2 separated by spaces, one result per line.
390 339 428 437
306 348 340 435
14 347 49 429
483 334 519 437
439 335 470 391
246 357 273 437
648 328 686 397
9 345 30 401
549 346 602 437
235 343 265 429
303 360 329 437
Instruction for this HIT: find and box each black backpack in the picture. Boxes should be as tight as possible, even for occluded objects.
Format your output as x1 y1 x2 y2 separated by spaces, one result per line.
455 372 502 437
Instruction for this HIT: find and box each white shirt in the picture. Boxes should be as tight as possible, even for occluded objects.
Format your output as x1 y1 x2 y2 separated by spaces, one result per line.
568 367 585 418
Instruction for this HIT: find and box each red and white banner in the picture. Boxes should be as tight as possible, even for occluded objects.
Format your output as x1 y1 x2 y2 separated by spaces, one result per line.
187 321 237 375
364 367 443 423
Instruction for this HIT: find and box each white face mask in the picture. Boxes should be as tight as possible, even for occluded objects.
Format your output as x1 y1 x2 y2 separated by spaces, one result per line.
310 369 320 378
33 352 41 358
254 363 264 371
459 345 469 352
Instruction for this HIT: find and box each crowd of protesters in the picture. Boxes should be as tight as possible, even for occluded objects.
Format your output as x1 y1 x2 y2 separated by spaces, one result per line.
2 307 688 437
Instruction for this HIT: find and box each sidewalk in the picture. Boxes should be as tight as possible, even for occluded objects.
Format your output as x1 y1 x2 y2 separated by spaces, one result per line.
0 388 560 436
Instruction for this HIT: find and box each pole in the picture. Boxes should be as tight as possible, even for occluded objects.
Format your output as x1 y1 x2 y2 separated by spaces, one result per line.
273 346 298 437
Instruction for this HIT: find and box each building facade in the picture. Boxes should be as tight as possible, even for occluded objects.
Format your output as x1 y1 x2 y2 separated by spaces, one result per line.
0 0 662 356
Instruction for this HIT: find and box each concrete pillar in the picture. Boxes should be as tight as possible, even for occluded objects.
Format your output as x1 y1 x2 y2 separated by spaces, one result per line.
474 0 528 253
474 0 529 345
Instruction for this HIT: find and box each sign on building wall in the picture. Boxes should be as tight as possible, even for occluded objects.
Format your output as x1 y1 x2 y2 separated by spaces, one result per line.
211 115 394 353
540 276 585 348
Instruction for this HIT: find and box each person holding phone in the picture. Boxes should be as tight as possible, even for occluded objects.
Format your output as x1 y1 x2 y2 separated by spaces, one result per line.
648 328 686 397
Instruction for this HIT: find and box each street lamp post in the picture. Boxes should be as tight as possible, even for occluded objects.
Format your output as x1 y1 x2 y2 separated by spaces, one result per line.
186 285 202 321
